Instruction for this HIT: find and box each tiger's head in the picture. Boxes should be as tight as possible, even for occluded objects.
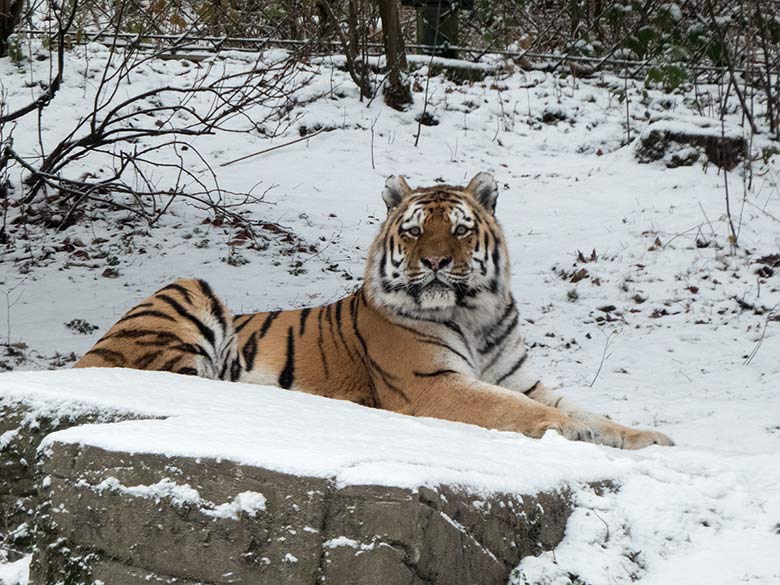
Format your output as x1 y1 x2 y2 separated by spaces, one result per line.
365 172 511 320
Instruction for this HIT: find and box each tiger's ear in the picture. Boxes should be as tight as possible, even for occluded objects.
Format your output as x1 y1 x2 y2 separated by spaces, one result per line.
382 175 412 211
466 172 499 214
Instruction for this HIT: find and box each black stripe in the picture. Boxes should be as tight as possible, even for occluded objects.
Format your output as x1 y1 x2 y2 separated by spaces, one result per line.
156 283 194 304
416 338 474 369
496 353 528 385
333 299 355 359
196 279 215 299
491 243 501 272
442 320 467 342
349 292 381 406
210 298 227 334
172 343 214 367
178 367 198 376
379 246 388 278
317 306 330 379
325 303 335 340
117 309 177 324
390 250 403 268
485 301 516 336
197 280 227 336
134 339 180 348
414 194 462 205
393 308 477 366
278 326 296 389
369 354 405 400
523 381 541 395
553 397 563 408
259 311 281 338
157 294 215 346
349 294 358 319
229 360 241 381
234 315 254 334
209 297 228 335
479 312 519 355
334 299 344 334
381 278 404 294
106 329 183 343
350 301 406 404
481 341 506 374
86 347 125 365
413 369 458 378
385 319 440 342
134 351 162 368
395 310 469 346
242 332 258 371
299 307 311 335
230 360 242 382
160 356 183 372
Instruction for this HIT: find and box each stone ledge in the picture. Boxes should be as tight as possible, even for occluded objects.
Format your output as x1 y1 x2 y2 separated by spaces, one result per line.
29 441 572 585
1 370 627 584
0 397 141 559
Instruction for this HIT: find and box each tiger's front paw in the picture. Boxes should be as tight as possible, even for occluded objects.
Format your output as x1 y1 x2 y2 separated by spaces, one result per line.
532 415 596 444
621 429 675 450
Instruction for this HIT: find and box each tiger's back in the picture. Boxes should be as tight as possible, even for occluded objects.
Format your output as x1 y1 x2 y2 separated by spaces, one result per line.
232 296 374 406
75 279 241 381
76 281 377 406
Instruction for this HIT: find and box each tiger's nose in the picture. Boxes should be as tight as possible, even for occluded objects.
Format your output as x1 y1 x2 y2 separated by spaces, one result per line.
421 256 452 271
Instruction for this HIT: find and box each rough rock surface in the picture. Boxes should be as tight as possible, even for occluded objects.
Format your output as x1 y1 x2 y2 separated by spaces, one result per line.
0 397 139 560
635 115 747 169
0 397 576 585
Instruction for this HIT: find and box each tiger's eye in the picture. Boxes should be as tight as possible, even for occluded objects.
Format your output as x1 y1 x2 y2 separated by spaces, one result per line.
407 226 422 237
454 225 470 236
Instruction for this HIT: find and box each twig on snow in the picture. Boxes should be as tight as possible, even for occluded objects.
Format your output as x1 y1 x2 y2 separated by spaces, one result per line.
219 127 327 167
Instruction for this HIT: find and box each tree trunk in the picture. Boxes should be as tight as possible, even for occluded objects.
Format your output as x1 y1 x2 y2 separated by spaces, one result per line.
0 0 23 57
377 0 412 110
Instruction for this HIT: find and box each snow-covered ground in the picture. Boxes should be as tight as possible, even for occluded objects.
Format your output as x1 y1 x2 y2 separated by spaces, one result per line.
1 43 780 584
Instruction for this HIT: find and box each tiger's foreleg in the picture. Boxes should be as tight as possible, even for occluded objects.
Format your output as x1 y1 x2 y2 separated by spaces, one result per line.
517 382 674 449
403 373 598 443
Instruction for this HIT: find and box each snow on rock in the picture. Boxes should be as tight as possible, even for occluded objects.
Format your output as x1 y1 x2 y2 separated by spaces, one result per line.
87 476 201 507
205 491 268 520
323 536 364 549
635 114 747 169
0 429 19 450
2 368 630 494
2 373 578 584
79 475 266 520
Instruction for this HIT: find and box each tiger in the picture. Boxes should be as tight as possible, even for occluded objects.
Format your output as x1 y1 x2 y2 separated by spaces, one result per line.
75 172 674 450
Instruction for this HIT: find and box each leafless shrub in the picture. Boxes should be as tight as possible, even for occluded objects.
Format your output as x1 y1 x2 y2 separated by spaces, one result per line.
3 0 313 238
